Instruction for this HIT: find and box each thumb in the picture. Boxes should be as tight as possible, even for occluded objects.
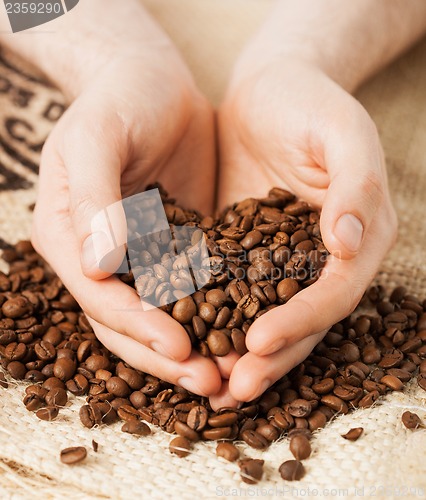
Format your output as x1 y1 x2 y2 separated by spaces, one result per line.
63 122 128 279
319 117 386 260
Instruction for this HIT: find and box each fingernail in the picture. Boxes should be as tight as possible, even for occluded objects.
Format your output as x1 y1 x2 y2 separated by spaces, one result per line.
151 341 176 360
334 214 363 253
81 231 111 270
178 377 205 396
255 379 271 398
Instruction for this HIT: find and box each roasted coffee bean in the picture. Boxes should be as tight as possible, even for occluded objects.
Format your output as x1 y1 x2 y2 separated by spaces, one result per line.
187 405 208 431
312 378 334 395
53 358 76 382
42 377 65 391
277 278 299 304
34 341 56 361
380 374 404 391
36 406 59 421
172 297 197 324
202 427 232 440
60 446 87 465
169 436 191 457
401 411 423 429
106 377 131 398
321 395 348 414
4 342 27 361
122 420 151 436
117 405 140 422
85 354 109 372
206 329 231 357
79 404 102 428
2 296 32 318
216 442 240 462
239 458 264 484
7 361 26 379
66 374 89 396
341 427 364 441
240 429 269 449
198 302 217 323
289 434 311 460
23 394 44 411
279 460 305 481
174 420 200 442
237 294 260 319
45 387 68 407
208 412 238 428
288 399 312 418
0 372 8 388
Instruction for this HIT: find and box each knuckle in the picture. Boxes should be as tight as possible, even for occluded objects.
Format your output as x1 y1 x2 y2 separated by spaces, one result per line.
360 170 384 208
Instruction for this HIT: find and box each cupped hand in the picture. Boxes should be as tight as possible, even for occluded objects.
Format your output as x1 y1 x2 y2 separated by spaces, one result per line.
31 49 221 396
214 59 397 406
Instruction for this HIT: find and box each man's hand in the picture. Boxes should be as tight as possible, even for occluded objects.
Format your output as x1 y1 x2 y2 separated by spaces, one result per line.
1 1 222 396
212 0 426 407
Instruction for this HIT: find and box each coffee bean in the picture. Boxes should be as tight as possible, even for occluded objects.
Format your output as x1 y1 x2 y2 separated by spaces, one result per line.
418 373 426 391
2 296 32 318
174 420 199 442
85 354 109 372
79 404 102 428
169 436 191 457
380 374 404 391
279 460 305 481
312 378 334 395
172 297 197 324
36 406 59 421
240 429 269 449
289 434 311 460
239 458 264 484
235 293 259 319
202 427 232 440
60 446 87 465
401 411 423 429
122 420 151 436
0 372 8 388
207 329 231 357
7 361 26 379
216 442 240 462
53 358 76 382
23 394 44 411
34 340 56 361
208 412 239 428
187 405 208 431
341 427 364 441
277 278 299 304
106 376 131 398
288 399 312 418
45 387 68 407
320 395 348 414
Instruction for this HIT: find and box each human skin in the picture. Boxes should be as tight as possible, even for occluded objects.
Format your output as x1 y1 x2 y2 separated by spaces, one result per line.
1 0 426 409
211 0 426 409
0 0 222 397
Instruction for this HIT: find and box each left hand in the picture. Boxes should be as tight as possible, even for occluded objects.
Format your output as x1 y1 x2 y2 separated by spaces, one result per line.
210 58 397 409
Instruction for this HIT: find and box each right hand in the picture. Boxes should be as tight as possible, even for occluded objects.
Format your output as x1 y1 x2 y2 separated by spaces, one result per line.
31 34 221 397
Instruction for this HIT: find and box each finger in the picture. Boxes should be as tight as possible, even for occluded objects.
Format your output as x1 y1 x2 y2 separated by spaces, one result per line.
246 259 358 356
319 107 387 259
229 332 325 402
90 317 222 396
48 106 128 279
211 350 240 379
209 380 240 411
33 164 192 362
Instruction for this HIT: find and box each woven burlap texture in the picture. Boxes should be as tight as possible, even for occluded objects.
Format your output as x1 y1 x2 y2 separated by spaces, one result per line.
0 1 425 498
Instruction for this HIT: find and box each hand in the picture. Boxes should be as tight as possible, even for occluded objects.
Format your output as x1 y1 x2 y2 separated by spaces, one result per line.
214 58 397 406
31 16 221 396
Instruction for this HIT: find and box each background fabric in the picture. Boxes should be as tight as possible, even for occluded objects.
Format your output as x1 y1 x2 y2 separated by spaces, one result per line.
0 0 425 498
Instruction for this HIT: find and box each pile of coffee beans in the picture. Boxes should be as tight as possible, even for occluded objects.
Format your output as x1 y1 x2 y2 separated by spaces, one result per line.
120 185 328 358
0 186 425 483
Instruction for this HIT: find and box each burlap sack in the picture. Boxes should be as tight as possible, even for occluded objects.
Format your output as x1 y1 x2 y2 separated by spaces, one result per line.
0 1 425 498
